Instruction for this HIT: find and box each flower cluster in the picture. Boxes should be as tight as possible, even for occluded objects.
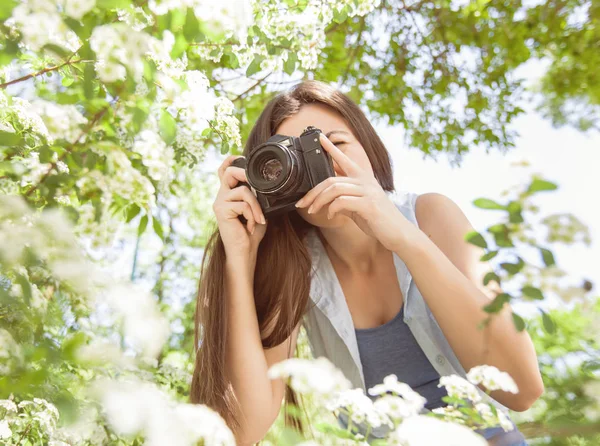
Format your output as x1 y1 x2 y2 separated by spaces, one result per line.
90 24 151 83
212 96 242 150
326 388 392 429
0 398 67 444
172 71 217 156
132 128 175 183
438 375 482 403
7 0 84 51
30 100 88 144
388 415 487 446
467 365 519 394
149 0 253 38
93 378 235 446
268 357 352 397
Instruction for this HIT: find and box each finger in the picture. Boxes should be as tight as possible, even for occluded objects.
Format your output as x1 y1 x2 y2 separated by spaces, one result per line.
319 133 360 177
225 185 266 225
308 182 364 215
327 195 364 220
295 176 359 209
228 201 256 234
218 155 244 181
221 165 248 190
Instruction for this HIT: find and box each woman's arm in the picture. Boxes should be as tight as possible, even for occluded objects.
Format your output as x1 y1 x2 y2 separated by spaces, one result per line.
225 256 300 445
394 192 543 411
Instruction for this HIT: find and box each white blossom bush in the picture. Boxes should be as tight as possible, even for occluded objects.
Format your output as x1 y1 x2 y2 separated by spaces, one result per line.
269 357 520 444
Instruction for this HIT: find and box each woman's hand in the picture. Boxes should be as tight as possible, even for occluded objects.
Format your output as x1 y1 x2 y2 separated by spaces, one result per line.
213 155 267 261
295 133 408 252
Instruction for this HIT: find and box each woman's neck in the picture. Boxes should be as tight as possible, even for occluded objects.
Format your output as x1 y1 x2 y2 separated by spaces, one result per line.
318 222 385 274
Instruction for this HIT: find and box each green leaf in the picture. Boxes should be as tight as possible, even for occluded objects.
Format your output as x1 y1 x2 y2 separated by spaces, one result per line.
152 216 164 240
43 44 71 59
61 76 75 87
15 273 32 305
220 140 230 155
246 56 264 77
527 178 558 194
507 201 524 223
483 293 511 313
159 110 177 145
500 257 525 275
541 310 556 334
125 204 141 223
483 271 500 286
97 0 130 9
183 8 200 41
83 62 95 100
170 33 188 59
284 52 297 75
0 0 17 20
540 247 555 267
473 198 505 210
512 312 526 331
138 215 148 236
0 130 24 147
522 285 544 300
480 250 498 261
465 231 487 249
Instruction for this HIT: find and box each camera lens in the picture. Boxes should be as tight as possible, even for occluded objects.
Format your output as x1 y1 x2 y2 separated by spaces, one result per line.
260 158 283 182
246 141 299 194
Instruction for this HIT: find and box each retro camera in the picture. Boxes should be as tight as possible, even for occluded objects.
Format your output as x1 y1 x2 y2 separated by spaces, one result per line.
231 126 335 217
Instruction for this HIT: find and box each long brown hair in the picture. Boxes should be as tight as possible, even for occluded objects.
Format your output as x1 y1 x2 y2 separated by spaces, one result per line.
190 80 395 438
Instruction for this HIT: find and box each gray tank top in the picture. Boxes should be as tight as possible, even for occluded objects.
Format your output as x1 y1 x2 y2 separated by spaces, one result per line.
355 306 448 410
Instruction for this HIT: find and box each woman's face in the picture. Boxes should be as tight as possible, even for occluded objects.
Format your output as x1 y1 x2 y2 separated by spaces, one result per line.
275 103 374 228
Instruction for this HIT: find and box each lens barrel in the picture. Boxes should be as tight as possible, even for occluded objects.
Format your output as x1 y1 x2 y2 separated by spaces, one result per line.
246 141 299 194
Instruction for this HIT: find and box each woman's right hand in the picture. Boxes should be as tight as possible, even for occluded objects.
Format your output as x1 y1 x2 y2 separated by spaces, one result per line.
213 155 268 261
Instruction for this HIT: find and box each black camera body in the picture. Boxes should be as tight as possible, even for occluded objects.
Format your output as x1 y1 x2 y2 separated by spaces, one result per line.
231 126 335 218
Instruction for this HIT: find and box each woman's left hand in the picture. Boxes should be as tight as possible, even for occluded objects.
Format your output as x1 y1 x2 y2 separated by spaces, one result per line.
295 133 410 252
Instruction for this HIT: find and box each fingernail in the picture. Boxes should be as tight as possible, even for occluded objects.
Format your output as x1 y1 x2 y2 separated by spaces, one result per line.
307 205 314 214
250 226 255 234
295 199 305 208
327 213 332 220
260 215 266 224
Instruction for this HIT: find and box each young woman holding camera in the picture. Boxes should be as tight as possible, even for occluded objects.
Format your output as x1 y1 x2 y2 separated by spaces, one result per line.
191 80 543 445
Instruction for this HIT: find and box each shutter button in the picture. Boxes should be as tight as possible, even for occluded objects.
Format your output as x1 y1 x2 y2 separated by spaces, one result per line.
436 355 446 366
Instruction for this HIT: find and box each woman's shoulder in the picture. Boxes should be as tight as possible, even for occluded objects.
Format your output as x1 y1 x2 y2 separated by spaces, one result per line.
387 190 420 226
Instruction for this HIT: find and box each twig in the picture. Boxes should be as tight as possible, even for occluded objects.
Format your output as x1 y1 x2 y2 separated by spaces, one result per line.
25 91 122 198
0 59 93 89
340 17 367 86
233 72 272 103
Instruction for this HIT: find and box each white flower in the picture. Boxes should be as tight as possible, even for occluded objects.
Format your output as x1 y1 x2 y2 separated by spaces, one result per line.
95 60 127 83
102 282 170 359
0 400 18 413
214 97 235 117
467 366 519 394
63 0 95 19
0 420 11 439
326 388 391 428
268 357 352 397
497 410 514 432
438 375 482 403
431 406 467 425
374 394 424 420
94 378 235 446
369 375 426 409
132 128 174 182
388 415 487 446
30 100 87 144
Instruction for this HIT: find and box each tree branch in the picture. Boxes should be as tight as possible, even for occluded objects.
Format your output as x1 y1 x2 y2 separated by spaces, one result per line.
0 59 92 89
232 72 272 103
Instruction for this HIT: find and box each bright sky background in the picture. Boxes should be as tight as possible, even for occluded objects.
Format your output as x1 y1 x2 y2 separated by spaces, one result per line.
375 87 600 312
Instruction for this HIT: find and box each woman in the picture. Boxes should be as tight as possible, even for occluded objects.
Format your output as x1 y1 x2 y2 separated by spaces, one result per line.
191 80 543 445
